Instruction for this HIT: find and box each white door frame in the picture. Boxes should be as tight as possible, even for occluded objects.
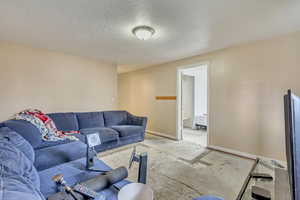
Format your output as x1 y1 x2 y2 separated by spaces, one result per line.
176 61 210 145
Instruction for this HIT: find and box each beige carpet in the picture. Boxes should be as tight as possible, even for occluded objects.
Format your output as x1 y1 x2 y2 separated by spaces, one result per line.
98 135 255 200
182 128 207 146
142 134 209 163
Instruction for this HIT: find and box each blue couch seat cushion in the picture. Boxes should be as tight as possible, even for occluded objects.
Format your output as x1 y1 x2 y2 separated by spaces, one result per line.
76 112 105 129
80 127 119 143
35 133 85 149
34 141 86 171
38 157 130 199
110 125 143 138
47 112 79 131
104 111 128 126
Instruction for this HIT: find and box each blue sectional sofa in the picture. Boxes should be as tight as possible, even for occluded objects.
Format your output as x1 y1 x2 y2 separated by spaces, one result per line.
3 110 147 170
0 110 147 200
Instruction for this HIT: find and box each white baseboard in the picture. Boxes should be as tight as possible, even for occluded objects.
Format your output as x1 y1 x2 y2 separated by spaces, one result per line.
146 130 178 140
146 131 285 165
208 145 286 166
208 145 257 160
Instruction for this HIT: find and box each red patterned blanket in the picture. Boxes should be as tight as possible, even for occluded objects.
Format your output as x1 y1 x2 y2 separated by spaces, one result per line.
14 109 80 141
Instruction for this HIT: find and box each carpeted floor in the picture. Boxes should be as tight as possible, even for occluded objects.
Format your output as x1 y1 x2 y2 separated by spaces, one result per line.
142 134 209 162
98 134 255 200
182 128 207 146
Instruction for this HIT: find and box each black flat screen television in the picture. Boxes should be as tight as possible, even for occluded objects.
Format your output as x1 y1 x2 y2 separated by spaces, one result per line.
284 90 300 200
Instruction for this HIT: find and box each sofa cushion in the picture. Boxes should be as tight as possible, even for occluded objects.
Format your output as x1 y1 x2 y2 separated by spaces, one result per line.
0 175 45 200
4 120 43 148
76 112 105 129
103 111 128 126
3 119 83 150
38 157 130 199
0 140 41 195
47 113 79 131
35 133 85 150
0 127 35 162
34 141 86 171
110 125 144 137
80 127 119 143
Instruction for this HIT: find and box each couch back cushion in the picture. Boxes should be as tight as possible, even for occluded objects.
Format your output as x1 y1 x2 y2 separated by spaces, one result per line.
0 127 35 162
3 119 81 150
47 112 79 131
76 112 105 129
4 120 42 148
103 111 128 126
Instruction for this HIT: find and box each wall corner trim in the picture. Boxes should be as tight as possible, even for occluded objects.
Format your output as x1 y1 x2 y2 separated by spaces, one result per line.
146 130 178 141
208 145 257 160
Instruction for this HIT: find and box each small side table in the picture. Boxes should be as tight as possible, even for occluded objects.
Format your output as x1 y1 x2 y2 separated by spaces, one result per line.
118 183 153 200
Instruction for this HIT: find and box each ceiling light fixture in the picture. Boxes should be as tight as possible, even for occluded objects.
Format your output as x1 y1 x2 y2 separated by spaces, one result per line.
132 25 155 40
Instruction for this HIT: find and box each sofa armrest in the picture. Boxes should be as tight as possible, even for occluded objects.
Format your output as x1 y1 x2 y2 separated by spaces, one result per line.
127 113 148 129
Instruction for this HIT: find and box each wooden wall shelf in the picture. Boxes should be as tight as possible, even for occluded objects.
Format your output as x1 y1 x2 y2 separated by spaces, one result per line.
156 96 177 100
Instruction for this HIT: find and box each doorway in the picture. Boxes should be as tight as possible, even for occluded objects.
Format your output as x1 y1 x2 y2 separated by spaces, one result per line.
177 63 209 147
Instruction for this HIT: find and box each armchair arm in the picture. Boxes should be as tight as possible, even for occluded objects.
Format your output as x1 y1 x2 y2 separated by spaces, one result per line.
127 113 148 129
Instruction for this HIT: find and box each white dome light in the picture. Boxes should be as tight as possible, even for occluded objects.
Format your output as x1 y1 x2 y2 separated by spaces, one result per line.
132 25 155 40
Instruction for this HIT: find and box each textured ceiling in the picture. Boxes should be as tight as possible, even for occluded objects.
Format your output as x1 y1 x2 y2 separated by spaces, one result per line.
0 1 300 73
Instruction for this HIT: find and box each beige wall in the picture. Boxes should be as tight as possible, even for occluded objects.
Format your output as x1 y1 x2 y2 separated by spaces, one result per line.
0 42 117 121
118 32 300 161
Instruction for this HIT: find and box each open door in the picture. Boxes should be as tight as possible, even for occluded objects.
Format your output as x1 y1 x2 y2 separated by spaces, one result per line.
177 63 208 147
